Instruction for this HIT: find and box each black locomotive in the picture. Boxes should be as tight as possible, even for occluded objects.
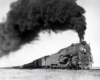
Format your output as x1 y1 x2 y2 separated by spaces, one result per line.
21 41 93 69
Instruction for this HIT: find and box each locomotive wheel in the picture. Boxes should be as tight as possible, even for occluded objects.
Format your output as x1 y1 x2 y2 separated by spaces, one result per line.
70 56 78 68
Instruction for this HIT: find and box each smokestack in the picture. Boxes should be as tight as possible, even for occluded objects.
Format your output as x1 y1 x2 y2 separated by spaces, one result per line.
0 0 86 57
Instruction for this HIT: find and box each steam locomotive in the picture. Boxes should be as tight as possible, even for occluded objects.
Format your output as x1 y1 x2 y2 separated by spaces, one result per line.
20 41 93 69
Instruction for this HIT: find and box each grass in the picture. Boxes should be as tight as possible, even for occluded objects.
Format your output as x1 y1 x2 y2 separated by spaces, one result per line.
26 69 100 80
1 69 100 80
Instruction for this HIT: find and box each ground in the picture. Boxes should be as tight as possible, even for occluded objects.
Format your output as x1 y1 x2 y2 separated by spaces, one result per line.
1 69 100 80
26 69 100 80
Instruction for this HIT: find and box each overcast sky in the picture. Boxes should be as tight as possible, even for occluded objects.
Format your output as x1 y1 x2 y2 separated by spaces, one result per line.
0 0 100 67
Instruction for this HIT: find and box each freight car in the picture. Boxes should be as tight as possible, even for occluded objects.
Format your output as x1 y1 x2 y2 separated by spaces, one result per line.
21 41 93 69
22 58 42 69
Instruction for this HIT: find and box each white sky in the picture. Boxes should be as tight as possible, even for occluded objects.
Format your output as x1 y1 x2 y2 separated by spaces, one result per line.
0 0 100 67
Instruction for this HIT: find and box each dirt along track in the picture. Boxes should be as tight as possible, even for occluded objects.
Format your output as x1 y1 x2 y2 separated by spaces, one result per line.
0 68 100 80
29 69 100 80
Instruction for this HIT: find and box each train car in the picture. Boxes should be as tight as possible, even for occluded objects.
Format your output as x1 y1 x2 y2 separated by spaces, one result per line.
22 58 42 69
22 61 35 69
45 53 59 68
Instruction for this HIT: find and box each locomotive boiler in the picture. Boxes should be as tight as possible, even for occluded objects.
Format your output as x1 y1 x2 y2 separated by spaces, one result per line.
21 41 93 69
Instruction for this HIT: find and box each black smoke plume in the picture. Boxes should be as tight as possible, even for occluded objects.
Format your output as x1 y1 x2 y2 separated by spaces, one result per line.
0 0 86 57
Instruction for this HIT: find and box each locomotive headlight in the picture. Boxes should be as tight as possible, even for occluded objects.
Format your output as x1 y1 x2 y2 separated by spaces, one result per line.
80 47 84 51
83 49 86 52
80 47 86 52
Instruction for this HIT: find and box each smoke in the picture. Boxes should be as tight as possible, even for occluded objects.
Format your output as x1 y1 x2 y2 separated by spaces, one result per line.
0 30 79 67
0 0 86 57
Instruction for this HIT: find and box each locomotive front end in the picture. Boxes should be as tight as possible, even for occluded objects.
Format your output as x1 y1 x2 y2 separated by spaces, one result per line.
76 41 93 69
